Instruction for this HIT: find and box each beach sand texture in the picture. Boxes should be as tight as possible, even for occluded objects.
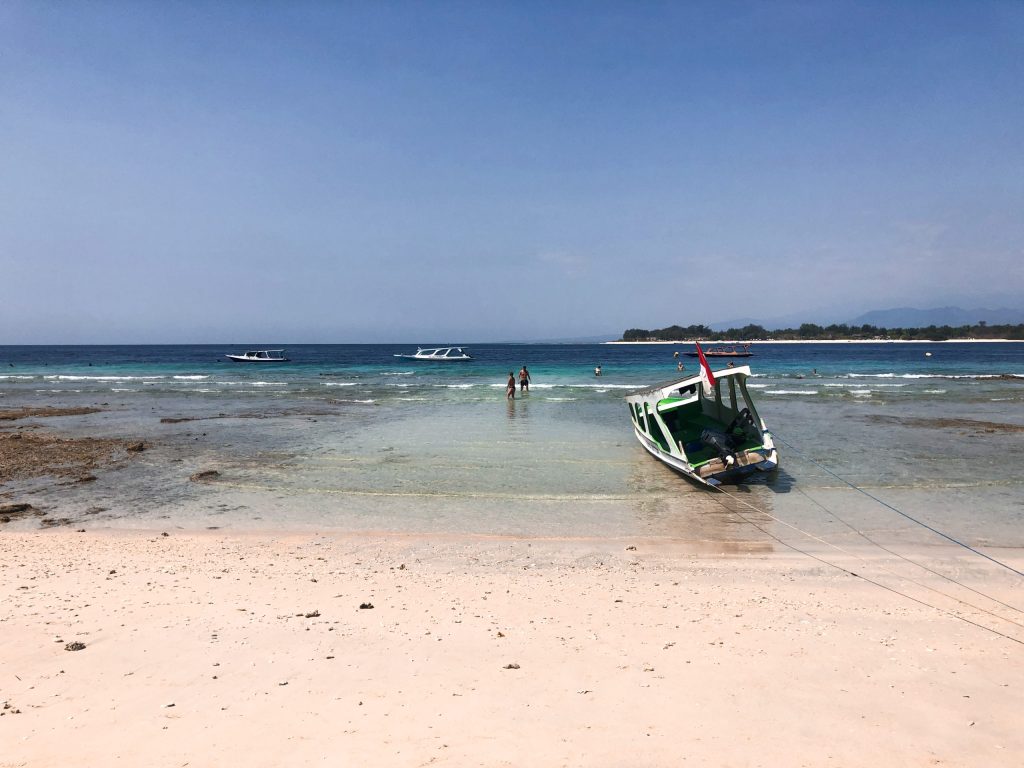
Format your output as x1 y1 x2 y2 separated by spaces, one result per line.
2 530 1021 767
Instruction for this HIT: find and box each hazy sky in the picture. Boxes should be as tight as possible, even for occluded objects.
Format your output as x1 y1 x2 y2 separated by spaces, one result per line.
2 1 1022 343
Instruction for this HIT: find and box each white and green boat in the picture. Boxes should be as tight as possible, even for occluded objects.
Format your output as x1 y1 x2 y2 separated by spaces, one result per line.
625 365 778 487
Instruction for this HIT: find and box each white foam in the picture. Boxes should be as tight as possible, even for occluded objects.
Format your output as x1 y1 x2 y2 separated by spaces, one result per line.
44 375 164 381
847 372 1016 380
521 382 635 390
0 375 35 380
568 383 636 390
173 375 209 380
923 389 947 394
322 382 358 387
383 371 414 376
765 389 819 395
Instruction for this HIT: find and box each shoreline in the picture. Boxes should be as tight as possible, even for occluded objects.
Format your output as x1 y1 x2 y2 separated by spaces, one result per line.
2 528 1021 767
603 338 1021 344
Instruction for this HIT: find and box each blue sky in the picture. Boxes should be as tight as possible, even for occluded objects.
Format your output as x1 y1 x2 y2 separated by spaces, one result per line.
2 1 1022 342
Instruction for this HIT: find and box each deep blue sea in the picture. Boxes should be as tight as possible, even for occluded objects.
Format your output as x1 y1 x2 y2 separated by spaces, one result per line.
2 342 1023 549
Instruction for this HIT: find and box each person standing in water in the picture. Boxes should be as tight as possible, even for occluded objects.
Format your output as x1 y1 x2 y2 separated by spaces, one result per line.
594 365 602 377
518 365 531 393
506 371 516 399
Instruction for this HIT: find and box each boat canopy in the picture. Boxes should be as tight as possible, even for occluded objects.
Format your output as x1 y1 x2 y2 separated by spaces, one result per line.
627 365 751 400
395 346 472 359
419 347 466 356
626 366 765 435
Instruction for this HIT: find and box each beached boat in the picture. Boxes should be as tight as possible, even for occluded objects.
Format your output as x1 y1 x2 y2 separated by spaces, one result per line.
625 365 778 487
393 347 473 361
684 343 753 357
225 349 290 363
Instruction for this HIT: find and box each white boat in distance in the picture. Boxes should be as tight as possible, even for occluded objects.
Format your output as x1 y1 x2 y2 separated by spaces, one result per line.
225 349 290 363
394 347 473 361
625 364 778 487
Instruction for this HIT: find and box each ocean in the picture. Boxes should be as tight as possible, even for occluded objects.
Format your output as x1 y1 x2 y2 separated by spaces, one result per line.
2 342 1023 549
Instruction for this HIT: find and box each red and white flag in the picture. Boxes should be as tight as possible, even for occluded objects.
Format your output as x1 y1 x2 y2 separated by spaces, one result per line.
695 342 716 392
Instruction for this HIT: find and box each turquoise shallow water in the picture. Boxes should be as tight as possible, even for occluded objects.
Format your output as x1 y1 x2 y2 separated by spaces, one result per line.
2 343 1023 548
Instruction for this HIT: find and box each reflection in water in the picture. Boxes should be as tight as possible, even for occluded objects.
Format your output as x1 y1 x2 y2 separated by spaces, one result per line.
625 454 775 554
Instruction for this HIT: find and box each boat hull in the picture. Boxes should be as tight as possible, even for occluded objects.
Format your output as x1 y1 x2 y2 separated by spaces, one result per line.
225 356 290 362
632 426 776 488
393 355 472 361
682 352 753 357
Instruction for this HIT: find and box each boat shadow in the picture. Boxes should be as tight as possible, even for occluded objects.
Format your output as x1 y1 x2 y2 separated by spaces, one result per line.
626 454 780 554
728 466 797 495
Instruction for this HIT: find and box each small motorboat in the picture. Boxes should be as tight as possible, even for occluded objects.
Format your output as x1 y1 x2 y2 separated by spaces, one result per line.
393 347 473 361
684 343 753 358
225 349 290 362
625 364 778 487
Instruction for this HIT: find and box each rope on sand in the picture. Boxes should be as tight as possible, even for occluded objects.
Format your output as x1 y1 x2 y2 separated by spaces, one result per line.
707 484 1024 647
791 483 1024 618
772 431 1024 580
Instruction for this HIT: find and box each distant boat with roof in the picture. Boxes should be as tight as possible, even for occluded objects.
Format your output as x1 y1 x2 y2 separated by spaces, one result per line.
684 343 753 357
394 347 473 361
225 349 290 363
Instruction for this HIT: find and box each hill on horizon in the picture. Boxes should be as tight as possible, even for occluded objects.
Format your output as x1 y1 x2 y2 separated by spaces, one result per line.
708 305 1024 332
847 306 1024 328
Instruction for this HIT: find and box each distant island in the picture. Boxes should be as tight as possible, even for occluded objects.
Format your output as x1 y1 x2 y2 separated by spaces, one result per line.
620 322 1024 342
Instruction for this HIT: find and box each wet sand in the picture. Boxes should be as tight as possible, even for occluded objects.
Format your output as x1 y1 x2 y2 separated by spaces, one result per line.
1 530 1021 767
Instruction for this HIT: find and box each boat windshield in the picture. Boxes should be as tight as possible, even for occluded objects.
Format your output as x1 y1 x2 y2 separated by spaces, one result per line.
698 373 761 429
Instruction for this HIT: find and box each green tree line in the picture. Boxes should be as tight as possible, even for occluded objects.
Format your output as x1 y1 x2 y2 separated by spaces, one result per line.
621 321 1024 342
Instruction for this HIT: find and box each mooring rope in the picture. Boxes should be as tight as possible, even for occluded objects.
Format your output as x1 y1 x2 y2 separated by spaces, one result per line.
708 484 1024 646
771 431 1024 579
792 484 1024 618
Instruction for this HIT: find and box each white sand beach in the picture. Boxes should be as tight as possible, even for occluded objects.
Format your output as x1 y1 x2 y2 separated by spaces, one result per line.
2 530 1021 767
604 339 1020 344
